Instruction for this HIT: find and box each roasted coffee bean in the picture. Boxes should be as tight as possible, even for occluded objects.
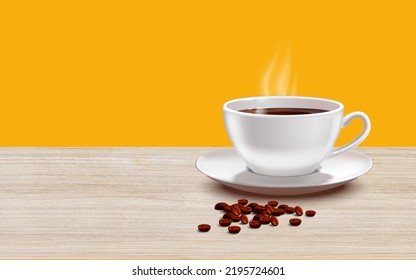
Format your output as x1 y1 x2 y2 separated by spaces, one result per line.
254 205 265 214
214 202 228 210
228 226 241 234
247 202 259 210
240 214 249 224
286 207 295 214
241 206 252 214
198 224 211 232
305 210 316 217
231 208 240 216
249 220 261 228
238 199 248 205
265 204 274 214
223 212 232 219
270 216 279 226
230 206 239 216
230 215 241 222
261 211 270 217
203 201 312 234
231 204 242 215
259 217 271 224
253 214 262 221
268 200 278 207
272 208 286 216
295 206 303 216
289 218 302 226
219 219 232 226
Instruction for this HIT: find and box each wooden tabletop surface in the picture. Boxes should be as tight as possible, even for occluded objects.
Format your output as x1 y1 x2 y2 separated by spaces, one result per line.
0 147 415 259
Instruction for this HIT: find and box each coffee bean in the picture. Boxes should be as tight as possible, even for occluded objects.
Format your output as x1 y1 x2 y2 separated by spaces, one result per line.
254 205 265 214
231 208 240 216
238 199 248 205
295 206 303 216
230 215 241 222
241 206 252 214
223 213 232 219
270 216 279 226
231 204 242 215
201 201 313 234
219 219 232 226
247 202 258 211
272 208 286 216
249 220 261 228
305 210 316 217
261 211 270 217
240 214 249 224
265 204 274 214
286 207 295 214
259 217 271 224
253 214 262 221
228 226 241 234
268 200 278 207
214 202 228 210
198 224 211 232
289 218 302 226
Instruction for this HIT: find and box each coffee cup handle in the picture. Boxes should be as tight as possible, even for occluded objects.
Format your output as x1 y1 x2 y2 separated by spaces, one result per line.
327 112 371 158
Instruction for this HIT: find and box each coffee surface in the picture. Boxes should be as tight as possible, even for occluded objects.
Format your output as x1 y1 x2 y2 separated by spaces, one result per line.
239 107 328 115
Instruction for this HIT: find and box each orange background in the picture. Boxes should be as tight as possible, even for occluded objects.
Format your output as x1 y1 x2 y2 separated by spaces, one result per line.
0 1 415 146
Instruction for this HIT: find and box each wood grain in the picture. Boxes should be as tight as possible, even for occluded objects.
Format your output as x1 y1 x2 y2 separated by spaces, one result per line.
0 148 415 259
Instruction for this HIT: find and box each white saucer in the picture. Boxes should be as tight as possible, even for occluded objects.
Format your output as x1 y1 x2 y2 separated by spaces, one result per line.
196 149 372 195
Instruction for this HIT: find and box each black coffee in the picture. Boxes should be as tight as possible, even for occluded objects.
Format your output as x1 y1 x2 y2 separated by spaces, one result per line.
239 107 328 115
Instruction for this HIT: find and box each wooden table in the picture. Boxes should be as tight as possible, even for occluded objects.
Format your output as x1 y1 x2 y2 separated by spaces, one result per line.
0 148 415 259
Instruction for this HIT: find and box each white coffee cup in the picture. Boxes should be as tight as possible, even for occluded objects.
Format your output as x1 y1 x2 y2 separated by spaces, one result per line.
223 96 371 176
